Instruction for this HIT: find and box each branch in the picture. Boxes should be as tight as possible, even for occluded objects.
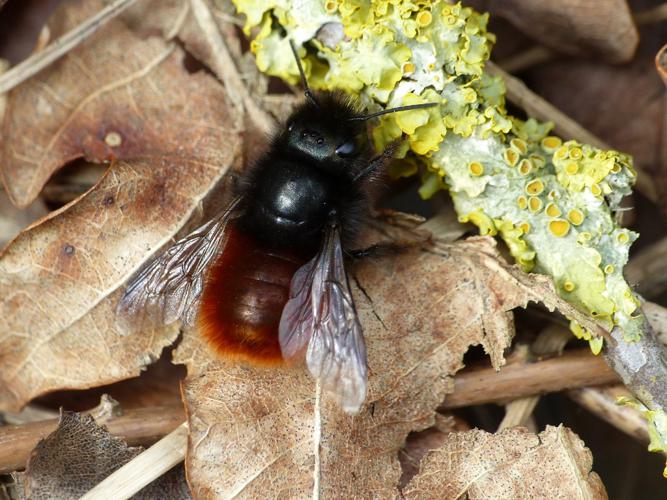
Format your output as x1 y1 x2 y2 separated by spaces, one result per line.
567 385 650 444
440 349 618 410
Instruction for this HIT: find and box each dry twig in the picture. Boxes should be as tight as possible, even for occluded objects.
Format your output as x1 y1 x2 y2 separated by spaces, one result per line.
498 326 571 430
189 0 276 135
496 46 553 74
567 385 650 444
634 3 667 25
80 422 188 500
440 348 618 410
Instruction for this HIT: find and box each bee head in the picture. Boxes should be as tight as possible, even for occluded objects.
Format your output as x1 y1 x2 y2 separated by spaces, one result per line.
284 40 437 182
282 93 369 172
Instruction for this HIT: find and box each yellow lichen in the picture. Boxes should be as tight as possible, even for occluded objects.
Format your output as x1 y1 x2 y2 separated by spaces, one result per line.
469 161 484 176
541 136 562 152
567 209 585 226
461 209 496 235
569 147 583 160
545 203 561 218
236 0 643 402
589 337 603 355
528 196 542 213
549 219 570 237
518 159 533 176
495 219 535 271
416 10 432 26
504 148 519 167
530 154 546 169
565 162 579 175
402 61 415 74
526 179 544 196
510 138 527 155
554 145 569 161
325 0 337 13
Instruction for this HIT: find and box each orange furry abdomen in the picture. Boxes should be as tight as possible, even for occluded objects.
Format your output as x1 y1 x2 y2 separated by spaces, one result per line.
197 224 305 365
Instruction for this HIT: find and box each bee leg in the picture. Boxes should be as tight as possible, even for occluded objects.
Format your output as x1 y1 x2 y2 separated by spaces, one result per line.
347 241 414 260
347 245 381 260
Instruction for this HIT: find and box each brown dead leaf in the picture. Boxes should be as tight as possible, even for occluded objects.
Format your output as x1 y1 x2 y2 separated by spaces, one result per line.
468 0 638 63
174 236 606 497
399 413 470 488
19 410 191 499
403 425 607 499
0 187 47 249
657 44 667 87
0 0 240 208
0 0 241 411
122 0 278 145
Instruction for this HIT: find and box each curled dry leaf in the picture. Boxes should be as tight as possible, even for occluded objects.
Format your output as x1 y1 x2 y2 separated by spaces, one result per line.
175 236 608 497
470 0 638 63
0 0 242 411
0 188 48 249
657 44 667 87
403 425 607 499
19 410 191 500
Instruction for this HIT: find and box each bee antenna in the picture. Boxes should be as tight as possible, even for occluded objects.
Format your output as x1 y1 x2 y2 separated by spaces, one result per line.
289 39 320 109
348 102 438 122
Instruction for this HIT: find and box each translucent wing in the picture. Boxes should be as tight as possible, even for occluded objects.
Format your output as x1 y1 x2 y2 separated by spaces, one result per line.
279 224 368 413
116 197 241 333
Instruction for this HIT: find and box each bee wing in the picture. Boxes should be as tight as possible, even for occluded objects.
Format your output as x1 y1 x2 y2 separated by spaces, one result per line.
279 224 368 413
116 197 241 333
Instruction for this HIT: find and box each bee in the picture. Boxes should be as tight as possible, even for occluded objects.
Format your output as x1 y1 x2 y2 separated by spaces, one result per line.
117 41 435 413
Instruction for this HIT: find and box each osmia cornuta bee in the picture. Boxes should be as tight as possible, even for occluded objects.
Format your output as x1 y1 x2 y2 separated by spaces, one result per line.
117 41 435 413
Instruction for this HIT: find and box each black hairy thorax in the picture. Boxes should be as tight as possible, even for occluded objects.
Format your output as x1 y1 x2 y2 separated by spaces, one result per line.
236 92 378 255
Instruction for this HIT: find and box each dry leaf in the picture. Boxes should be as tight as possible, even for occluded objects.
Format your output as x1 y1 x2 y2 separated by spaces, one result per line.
20 410 191 499
175 236 606 497
0 0 242 411
398 413 470 488
0 188 47 249
404 425 607 499
0 0 239 208
468 0 638 63
657 44 667 87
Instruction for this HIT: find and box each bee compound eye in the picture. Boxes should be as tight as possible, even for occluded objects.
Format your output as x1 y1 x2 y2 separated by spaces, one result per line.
335 140 356 157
